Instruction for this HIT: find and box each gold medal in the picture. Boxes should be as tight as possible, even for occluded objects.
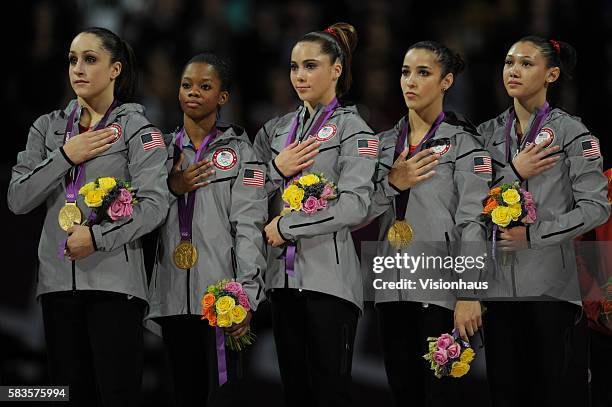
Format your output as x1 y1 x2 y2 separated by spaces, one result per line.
387 219 413 249
58 202 82 231
173 240 198 269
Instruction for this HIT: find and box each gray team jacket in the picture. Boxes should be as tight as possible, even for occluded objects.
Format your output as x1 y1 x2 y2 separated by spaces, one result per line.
147 125 267 318
478 107 610 300
253 103 378 311
370 114 492 309
8 99 169 302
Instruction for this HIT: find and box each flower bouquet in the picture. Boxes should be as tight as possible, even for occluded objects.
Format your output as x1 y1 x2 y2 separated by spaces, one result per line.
78 177 137 225
281 172 337 215
482 181 537 265
201 280 255 351
423 330 475 378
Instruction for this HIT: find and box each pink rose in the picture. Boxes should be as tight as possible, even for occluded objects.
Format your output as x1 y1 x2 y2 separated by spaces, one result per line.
107 199 133 221
118 188 133 204
317 198 327 210
432 349 448 366
447 343 461 359
302 196 319 215
436 333 454 350
225 281 243 295
238 292 251 311
321 185 334 199
521 205 537 224
521 190 534 205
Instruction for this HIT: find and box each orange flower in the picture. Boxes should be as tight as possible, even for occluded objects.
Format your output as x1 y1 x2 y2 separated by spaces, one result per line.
204 307 217 326
483 197 498 214
489 187 502 196
201 293 215 310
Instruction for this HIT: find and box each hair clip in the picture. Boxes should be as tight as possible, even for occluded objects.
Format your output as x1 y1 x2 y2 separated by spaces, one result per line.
549 39 561 55
323 27 338 40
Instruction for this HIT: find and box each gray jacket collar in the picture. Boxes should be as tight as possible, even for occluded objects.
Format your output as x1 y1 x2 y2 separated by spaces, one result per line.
176 123 248 149
62 99 145 124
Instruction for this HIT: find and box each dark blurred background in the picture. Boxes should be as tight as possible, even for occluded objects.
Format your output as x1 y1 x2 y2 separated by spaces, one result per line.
1 0 610 406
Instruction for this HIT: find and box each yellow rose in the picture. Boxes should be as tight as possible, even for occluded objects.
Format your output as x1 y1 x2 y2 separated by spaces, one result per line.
282 184 306 211
491 206 512 227
230 304 247 324
460 348 475 364
79 181 97 196
299 174 320 187
289 189 304 211
97 177 117 192
84 189 105 208
450 361 471 378
215 295 236 315
282 185 304 211
282 185 300 204
501 188 520 205
508 203 522 221
217 311 232 327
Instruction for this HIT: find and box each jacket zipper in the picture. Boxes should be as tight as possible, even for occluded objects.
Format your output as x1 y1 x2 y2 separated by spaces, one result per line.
153 237 161 289
231 248 237 279
333 232 339 264
560 246 566 269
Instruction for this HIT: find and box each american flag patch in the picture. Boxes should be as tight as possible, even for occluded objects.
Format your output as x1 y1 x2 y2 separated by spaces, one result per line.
357 138 379 157
141 132 165 151
581 138 601 158
473 156 492 174
243 169 264 187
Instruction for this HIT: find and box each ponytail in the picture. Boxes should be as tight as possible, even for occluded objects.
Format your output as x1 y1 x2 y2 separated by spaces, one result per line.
80 27 139 102
298 22 359 97
519 35 577 82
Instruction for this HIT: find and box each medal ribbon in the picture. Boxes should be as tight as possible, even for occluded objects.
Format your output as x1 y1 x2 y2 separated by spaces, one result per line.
174 127 218 243
282 98 339 277
502 101 551 162
63 101 117 203
393 112 445 221
58 101 117 261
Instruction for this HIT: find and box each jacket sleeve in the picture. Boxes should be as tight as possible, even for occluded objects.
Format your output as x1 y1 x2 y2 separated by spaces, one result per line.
91 114 170 251
252 117 285 196
278 117 377 240
8 114 74 214
230 141 268 310
452 133 492 300
528 126 610 248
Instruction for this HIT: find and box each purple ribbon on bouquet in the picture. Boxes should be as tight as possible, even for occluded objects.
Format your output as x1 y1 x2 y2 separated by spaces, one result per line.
451 328 471 348
215 327 228 386
281 98 339 277
491 225 499 274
